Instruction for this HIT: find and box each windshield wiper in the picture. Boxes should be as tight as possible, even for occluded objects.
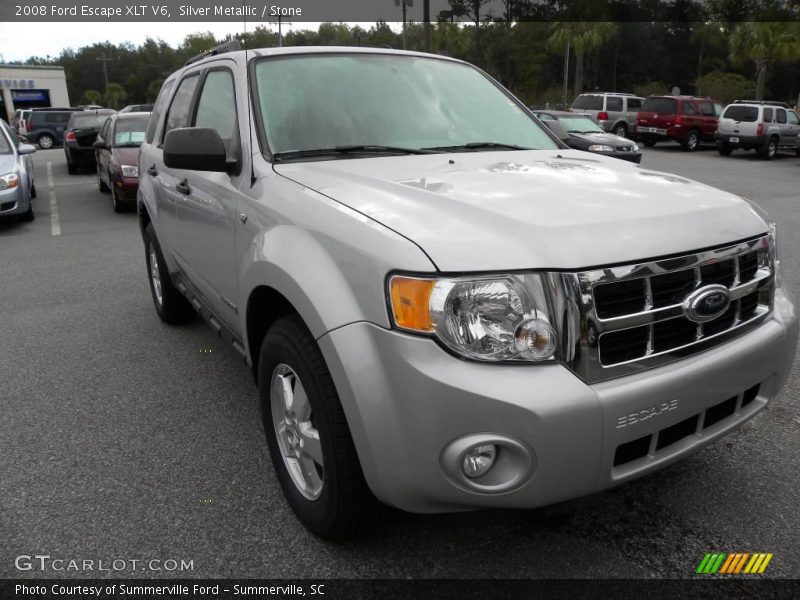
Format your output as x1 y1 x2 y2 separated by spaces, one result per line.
273 145 435 161
422 141 531 152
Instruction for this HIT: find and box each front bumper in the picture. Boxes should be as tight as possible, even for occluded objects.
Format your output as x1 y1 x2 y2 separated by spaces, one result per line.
318 287 797 513
112 174 139 205
0 185 30 217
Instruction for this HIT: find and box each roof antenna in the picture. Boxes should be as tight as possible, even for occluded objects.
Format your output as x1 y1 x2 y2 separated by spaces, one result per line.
243 3 256 187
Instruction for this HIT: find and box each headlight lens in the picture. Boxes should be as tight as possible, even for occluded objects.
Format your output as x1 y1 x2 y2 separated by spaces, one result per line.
632 143 640 152
588 144 614 152
0 173 19 190
389 274 557 362
121 165 138 177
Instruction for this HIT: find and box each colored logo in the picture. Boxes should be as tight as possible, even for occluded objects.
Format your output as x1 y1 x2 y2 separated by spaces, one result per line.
683 284 731 323
696 552 773 575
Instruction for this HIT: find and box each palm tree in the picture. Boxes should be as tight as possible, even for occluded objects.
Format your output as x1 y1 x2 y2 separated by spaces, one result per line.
548 22 617 105
729 22 800 100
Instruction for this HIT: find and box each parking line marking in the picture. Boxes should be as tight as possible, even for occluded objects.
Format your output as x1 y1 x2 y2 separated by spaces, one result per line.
47 162 61 236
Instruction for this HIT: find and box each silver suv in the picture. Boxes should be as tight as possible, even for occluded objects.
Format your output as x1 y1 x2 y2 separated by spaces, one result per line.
138 45 797 540
571 92 644 138
716 100 800 159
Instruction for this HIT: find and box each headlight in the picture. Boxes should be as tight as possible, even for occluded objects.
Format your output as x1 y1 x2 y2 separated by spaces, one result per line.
588 144 614 152
121 165 138 177
0 173 19 190
389 274 557 362
632 144 640 152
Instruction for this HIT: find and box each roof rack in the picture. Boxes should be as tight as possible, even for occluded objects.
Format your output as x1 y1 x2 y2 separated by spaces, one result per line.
733 99 789 107
184 39 242 67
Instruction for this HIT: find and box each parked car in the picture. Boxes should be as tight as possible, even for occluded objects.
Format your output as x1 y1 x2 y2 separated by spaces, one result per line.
534 110 642 163
715 100 800 160
636 95 723 151
0 119 37 222
26 107 83 149
139 45 796 540
119 104 154 113
64 109 116 174
12 109 32 136
93 112 150 212
570 92 644 138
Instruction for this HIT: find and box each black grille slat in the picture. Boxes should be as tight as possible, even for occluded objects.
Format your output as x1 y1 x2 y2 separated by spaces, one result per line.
702 304 737 337
599 328 648 364
614 435 651 466
650 270 696 308
656 415 699 450
740 291 759 321
738 253 758 283
703 396 737 429
652 318 697 352
741 384 760 408
700 259 736 287
594 279 646 318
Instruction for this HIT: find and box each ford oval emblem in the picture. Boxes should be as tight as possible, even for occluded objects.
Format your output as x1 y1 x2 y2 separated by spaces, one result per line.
683 285 731 323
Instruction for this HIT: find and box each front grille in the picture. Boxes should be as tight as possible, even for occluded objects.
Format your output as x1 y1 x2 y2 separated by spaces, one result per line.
613 383 762 469
557 235 775 383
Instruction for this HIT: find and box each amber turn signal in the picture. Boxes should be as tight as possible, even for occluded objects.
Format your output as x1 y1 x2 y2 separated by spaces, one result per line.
389 276 436 333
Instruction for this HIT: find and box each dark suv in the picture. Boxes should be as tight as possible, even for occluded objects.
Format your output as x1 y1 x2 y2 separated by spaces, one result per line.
26 108 82 149
635 96 723 151
64 109 116 173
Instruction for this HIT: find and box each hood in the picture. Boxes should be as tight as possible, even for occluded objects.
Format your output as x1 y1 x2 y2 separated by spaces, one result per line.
111 147 141 165
568 131 632 148
0 153 17 175
274 149 769 272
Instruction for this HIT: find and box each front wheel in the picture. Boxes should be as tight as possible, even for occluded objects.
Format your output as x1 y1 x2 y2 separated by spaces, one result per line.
717 143 733 156
111 185 126 213
143 224 195 325
259 315 382 540
642 137 656 148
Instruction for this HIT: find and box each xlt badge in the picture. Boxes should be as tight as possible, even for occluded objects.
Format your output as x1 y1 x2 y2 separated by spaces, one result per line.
616 399 679 429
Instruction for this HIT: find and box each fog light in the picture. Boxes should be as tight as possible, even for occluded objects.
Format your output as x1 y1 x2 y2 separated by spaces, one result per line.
462 444 497 479
514 318 556 361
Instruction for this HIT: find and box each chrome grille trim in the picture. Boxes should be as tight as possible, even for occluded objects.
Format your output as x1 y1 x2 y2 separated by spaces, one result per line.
551 234 775 384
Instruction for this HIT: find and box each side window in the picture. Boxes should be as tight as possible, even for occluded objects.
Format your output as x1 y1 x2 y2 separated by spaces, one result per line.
146 79 176 144
763 108 773 123
45 113 69 124
627 98 642 112
194 69 239 160
606 97 623 112
700 101 715 116
163 74 200 140
776 109 787 124
681 102 697 115
788 111 800 125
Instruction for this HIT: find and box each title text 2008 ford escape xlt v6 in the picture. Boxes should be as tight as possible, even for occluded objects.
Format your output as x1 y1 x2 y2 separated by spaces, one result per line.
137 45 797 540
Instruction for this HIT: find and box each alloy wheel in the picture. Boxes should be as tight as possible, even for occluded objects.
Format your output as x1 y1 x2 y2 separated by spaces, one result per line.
149 246 163 306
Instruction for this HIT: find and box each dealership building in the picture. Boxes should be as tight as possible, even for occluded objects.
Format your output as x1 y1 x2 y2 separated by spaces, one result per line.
0 64 70 121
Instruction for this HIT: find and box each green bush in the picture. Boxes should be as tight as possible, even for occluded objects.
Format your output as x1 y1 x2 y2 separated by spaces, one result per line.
695 71 756 104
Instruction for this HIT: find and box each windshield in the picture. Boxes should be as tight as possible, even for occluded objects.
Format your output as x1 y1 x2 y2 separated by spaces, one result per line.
70 113 112 129
558 116 604 133
571 95 604 110
113 118 149 146
642 98 677 114
0 128 12 154
722 106 759 122
254 54 558 157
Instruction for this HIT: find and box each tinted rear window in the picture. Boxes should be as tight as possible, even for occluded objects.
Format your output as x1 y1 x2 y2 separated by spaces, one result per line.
722 106 758 122
642 98 678 114
572 95 604 110
69 113 113 129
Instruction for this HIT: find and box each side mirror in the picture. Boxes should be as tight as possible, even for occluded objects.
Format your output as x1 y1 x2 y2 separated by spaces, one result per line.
92 140 108 150
163 127 230 172
543 120 570 142
18 143 36 155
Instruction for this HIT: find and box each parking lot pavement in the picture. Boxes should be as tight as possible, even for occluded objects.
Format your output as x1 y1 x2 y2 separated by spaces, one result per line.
1 146 798 579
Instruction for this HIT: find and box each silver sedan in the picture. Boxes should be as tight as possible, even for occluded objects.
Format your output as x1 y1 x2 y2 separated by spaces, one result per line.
0 120 37 222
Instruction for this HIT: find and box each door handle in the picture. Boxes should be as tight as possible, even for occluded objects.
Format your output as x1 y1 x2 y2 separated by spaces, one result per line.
147 164 157 176
176 179 191 195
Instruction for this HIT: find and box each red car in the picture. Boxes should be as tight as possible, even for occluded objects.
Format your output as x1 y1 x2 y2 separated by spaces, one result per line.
92 112 151 212
635 95 723 151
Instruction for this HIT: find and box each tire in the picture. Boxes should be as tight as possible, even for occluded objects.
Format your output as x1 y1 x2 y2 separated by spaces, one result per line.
97 164 110 193
38 134 54 150
30 183 36 199
759 137 778 160
717 143 733 156
682 130 699 152
259 315 382 541
642 137 656 148
111 185 126 213
613 123 627 138
18 203 34 222
143 224 195 325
